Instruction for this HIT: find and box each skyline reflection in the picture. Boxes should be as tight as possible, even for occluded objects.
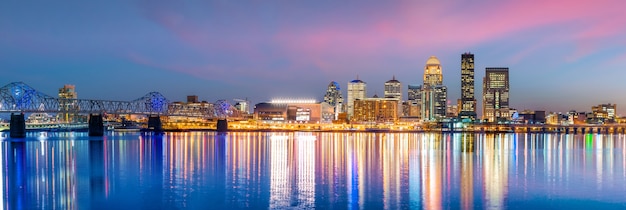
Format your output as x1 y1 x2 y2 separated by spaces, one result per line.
1 132 625 209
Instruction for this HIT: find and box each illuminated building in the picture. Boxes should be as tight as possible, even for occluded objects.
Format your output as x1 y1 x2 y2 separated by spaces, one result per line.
421 56 447 121
482 67 510 122
518 110 546 124
459 53 477 119
58 84 78 122
347 77 367 119
234 100 250 114
446 103 458 118
254 100 334 123
352 97 399 123
405 85 422 117
384 76 401 100
384 76 402 117
169 100 213 122
323 81 344 119
591 104 617 120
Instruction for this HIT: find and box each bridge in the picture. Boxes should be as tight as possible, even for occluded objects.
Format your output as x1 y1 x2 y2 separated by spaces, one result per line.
0 82 239 137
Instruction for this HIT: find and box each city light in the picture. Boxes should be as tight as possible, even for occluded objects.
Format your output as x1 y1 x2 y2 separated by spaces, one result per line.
270 98 317 104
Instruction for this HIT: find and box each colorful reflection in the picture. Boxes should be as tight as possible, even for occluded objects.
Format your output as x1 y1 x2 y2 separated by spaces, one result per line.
1 132 626 209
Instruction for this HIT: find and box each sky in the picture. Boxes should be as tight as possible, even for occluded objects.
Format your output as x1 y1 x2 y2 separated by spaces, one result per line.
1 1 625 115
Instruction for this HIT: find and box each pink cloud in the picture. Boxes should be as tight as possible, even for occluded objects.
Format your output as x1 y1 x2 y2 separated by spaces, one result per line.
136 0 626 81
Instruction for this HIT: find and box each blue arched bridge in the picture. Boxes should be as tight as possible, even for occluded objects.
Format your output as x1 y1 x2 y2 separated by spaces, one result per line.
1 82 239 137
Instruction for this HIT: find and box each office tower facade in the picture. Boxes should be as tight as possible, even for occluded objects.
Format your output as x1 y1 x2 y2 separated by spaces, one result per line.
482 67 510 122
347 78 366 118
384 76 402 100
459 53 477 119
592 103 617 123
352 98 399 123
323 81 344 119
58 84 78 122
406 85 422 117
384 76 402 116
421 56 447 121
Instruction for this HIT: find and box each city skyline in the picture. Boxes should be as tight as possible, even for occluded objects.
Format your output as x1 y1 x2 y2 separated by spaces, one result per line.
1 1 625 115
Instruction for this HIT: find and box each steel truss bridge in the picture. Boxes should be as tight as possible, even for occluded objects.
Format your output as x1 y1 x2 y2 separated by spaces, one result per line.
0 82 240 119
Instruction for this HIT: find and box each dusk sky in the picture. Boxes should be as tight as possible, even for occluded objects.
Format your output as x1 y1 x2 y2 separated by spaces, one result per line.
1 1 625 115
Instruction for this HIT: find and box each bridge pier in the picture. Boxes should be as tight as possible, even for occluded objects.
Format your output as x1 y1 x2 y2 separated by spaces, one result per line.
88 114 104 136
148 115 163 133
217 119 228 132
9 113 26 138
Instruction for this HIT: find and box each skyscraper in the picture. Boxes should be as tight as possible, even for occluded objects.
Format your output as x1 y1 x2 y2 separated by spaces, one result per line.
406 85 422 117
384 76 402 100
323 81 344 118
421 56 447 121
58 84 78 122
483 67 510 122
347 77 366 118
459 53 477 119
384 76 402 116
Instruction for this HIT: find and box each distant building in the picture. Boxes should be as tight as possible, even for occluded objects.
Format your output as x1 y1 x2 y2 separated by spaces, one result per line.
58 84 78 123
347 77 367 119
384 76 402 116
352 98 399 123
169 99 213 122
384 76 402 100
421 56 447 121
459 53 477 119
518 110 546 124
234 101 250 114
446 103 458 118
406 85 422 117
323 81 344 119
187 95 199 103
483 67 510 122
592 103 617 123
254 100 334 123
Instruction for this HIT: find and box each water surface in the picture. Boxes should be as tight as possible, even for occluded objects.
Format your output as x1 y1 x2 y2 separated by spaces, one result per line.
1 132 625 209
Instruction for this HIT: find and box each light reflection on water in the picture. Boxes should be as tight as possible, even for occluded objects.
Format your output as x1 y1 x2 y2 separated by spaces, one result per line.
1 132 626 209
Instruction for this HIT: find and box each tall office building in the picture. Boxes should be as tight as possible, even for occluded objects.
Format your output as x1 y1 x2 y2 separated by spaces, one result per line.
384 76 402 116
406 85 422 117
347 77 366 118
483 67 510 122
384 76 402 100
421 56 447 121
459 53 477 119
323 81 344 118
58 84 78 122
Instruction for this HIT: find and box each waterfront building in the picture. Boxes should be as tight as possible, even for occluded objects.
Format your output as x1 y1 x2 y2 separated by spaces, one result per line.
254 99 334 123
352 97 399 123
446 103 458 118
384 76 402 100
234 98 250 114
58 84 78 123
592 103 617 123
347 77 366 119
406 85 422 117
169 99 213 122
384 76 402 116
421 56 447 121
518 110 546 124
323 81 344 119
482 67 510 122
459 53 477 119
